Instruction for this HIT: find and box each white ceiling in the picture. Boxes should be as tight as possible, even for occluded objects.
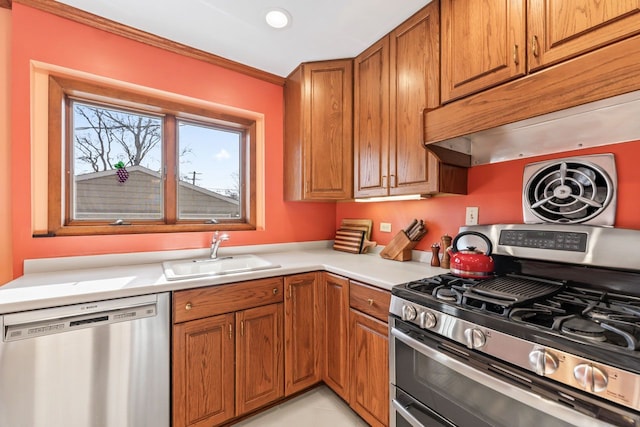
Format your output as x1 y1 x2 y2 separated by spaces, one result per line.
55 0 432 77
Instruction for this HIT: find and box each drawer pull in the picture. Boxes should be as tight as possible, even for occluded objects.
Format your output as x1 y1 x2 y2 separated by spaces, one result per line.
273 288 279 295
185 302 193 311
532 35 539 58
367 298 374 306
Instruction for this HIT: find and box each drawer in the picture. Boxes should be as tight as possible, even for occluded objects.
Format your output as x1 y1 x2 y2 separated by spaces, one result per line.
349 280 391 323
173 277 284 323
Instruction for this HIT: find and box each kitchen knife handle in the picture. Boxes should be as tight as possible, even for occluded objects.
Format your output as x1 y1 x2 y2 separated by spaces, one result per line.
404 219 418 234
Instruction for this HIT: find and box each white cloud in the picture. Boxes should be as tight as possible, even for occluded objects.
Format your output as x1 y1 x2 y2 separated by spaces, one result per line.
215 149 231 161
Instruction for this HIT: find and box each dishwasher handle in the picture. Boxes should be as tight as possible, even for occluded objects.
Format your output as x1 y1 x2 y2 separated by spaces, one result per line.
2 293 161 342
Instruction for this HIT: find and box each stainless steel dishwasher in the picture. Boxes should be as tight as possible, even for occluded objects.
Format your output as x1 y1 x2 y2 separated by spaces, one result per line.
0 292 170 427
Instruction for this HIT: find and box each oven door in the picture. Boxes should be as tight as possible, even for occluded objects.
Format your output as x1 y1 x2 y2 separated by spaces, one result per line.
390 318 626 427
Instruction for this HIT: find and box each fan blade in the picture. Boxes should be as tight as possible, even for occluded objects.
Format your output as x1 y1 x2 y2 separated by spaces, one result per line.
574 195 603 208
531 195 554 208
559 162 567 185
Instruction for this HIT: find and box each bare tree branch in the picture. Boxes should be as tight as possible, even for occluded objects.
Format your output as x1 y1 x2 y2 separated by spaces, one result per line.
74 104 161 172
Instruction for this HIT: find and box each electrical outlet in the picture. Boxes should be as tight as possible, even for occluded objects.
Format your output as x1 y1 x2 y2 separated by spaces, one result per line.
465 207 479 225
380 222 392 232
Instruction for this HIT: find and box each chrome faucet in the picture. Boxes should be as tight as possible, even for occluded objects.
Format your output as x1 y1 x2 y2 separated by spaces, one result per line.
210 231 230 259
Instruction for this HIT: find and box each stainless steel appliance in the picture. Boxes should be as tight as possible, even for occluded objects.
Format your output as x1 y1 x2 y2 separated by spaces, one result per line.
390 224 640 427
0 292 170 427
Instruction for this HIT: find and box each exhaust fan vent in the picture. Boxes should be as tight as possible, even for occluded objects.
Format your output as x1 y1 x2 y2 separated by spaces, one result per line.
523 154 617 226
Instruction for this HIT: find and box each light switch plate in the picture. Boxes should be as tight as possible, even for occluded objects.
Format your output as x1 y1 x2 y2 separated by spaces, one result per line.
380 222 392 232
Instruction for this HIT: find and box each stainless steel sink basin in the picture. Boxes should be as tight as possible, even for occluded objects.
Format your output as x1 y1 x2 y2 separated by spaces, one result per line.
162 254 280 281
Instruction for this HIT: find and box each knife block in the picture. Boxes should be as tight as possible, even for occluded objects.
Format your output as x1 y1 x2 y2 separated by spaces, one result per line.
380 231 418 261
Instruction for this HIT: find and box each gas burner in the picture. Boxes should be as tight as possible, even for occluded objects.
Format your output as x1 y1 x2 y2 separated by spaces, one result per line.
433 286 459 302
560 317 607 342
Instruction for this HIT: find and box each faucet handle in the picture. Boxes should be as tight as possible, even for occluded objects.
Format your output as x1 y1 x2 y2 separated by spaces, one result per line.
212 231 230 242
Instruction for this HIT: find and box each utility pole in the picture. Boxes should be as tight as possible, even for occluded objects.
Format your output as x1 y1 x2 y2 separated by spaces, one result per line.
186 171 202 185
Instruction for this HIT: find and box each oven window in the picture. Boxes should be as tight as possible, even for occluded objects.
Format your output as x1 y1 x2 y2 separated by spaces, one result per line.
395 337 579 427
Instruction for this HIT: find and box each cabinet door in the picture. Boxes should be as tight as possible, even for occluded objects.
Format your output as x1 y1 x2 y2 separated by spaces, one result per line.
173 313 235 427
528 0 640 71
236 303 284 415
322 272 350 400
284 60 353 201
354 37 390 198
389 2 440 195
441 0 526 102
350 310 389 427
284 272 322 396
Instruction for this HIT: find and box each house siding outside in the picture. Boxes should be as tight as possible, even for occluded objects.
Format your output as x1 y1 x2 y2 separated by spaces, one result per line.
75 166 238 219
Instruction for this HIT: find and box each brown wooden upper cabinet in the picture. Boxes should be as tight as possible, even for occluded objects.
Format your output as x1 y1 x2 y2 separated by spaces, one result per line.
284 60 353 201
441 0 640 103
528 0 640 71
441 0 526 103
354 2 464 197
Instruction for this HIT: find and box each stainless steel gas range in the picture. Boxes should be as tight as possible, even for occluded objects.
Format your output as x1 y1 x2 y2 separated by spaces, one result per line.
389 224 640 427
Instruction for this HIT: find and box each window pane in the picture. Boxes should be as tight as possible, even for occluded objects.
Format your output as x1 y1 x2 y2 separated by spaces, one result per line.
71 101 164 220
177 121 241 220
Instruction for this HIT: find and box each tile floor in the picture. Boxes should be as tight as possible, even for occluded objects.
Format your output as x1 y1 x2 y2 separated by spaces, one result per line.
233 385 369 427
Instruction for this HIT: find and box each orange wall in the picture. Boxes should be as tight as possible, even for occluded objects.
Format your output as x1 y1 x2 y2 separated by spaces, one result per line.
9 4 336 277
9 5 640 281
1 8 12 285
337 141 640 251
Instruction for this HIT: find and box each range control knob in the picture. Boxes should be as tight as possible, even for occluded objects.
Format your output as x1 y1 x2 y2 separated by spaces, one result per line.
463 328 486 349
401 304 417 321
574 364 608 393
528 349 559 375
418 311 437 329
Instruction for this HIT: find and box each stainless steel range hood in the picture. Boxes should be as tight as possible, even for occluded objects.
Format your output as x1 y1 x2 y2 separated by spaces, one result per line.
430 90 640 166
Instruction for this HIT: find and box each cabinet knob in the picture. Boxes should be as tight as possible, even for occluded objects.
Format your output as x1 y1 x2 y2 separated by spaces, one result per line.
185 302 192 311
273 288 279 295
367 298 374 306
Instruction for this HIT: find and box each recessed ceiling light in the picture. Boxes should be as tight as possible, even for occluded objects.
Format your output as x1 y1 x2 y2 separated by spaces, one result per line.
265 8 291 29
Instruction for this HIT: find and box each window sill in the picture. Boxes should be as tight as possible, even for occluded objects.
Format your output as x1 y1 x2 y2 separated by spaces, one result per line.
43 222 256 237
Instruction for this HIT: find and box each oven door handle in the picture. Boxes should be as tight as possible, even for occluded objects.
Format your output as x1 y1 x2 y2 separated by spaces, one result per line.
392 399 425 427
390 327 615 427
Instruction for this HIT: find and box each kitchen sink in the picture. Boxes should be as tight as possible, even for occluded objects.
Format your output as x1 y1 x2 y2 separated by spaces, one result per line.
163 254 280 281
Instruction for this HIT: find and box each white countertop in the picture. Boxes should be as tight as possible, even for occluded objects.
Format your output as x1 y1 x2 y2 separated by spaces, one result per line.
0 241 447 313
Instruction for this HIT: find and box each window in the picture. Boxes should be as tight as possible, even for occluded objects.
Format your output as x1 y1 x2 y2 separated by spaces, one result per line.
47 75 256 235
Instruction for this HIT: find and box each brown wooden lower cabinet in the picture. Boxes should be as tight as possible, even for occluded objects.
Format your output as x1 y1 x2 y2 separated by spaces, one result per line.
236 303 284 414
172 278 284 427
173 313 235 427
350 309 389 427
173 273 391 427
284 272 322 395
322 272 351 401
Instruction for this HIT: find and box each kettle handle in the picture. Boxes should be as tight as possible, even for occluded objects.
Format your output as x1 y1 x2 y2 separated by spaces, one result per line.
450 231 493 256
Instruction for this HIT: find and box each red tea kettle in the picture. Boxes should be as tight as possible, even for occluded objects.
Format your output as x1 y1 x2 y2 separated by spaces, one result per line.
447 231 495 278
